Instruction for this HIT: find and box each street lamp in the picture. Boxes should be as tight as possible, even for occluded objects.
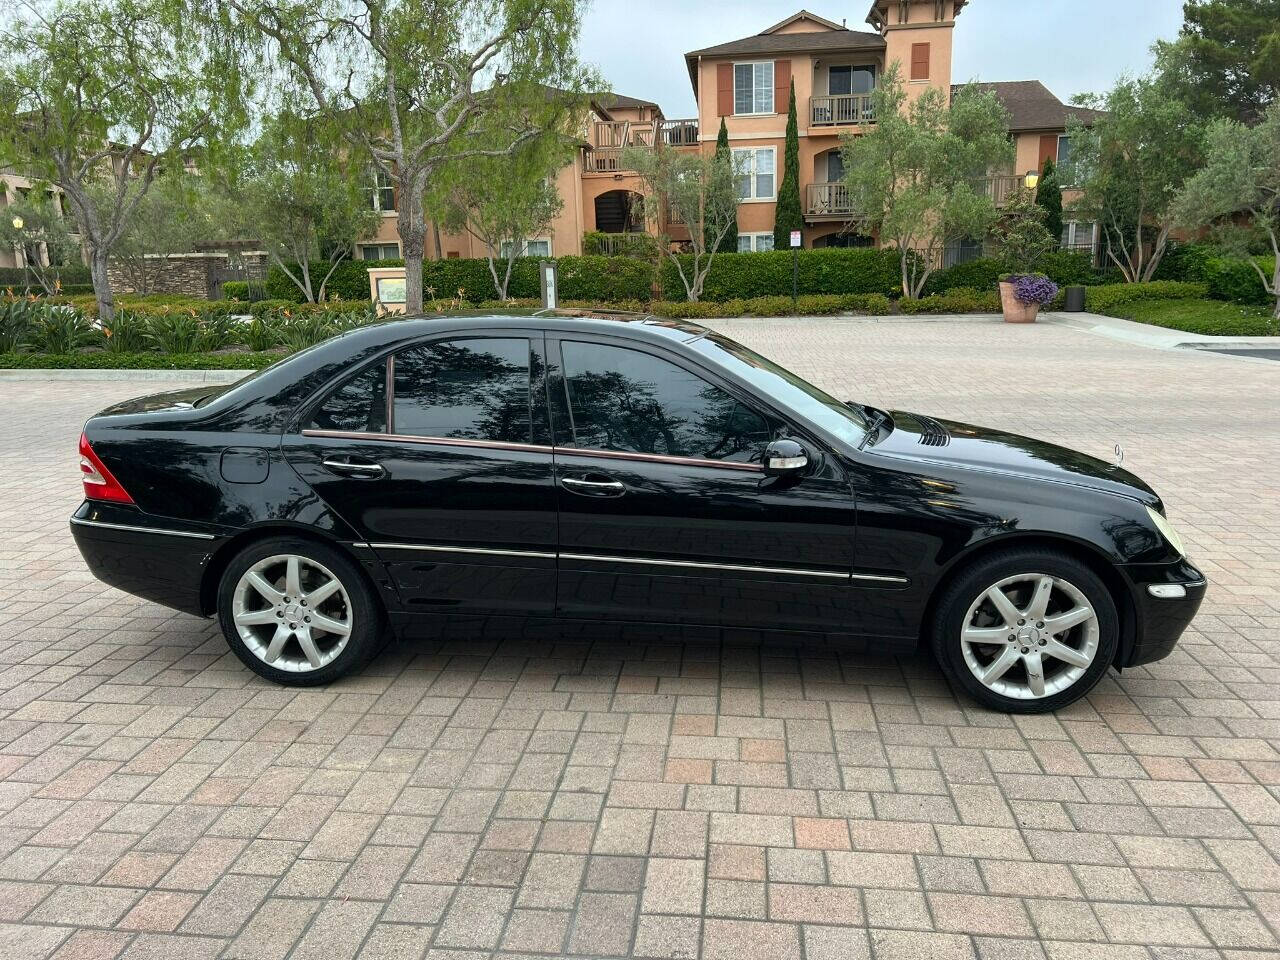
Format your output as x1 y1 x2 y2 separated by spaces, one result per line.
1023 171 1039 191
11 216 23 230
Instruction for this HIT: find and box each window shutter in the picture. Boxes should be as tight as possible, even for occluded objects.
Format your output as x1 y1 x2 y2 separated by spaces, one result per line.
773 59 791 113
717 63 733 116
910 43 930 80
1038 135 1057 169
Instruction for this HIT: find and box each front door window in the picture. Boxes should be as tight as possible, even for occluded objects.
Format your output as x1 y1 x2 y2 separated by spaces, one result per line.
560 341 770 464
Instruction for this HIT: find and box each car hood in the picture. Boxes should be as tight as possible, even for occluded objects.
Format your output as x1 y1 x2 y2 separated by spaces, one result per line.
96 384 235 416
867 409 1160 505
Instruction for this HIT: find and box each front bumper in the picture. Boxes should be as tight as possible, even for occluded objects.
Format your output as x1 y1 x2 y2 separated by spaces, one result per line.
1120 557 1207 667
70 501 219 617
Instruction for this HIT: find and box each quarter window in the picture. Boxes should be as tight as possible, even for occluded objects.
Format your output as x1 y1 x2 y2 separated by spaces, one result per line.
392 338 531 443
560 341 770 463
732 147 776 201
308 362 388 433
734 62 774 115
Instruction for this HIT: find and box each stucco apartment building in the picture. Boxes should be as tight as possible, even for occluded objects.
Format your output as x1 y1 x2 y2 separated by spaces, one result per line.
361 0 1103 268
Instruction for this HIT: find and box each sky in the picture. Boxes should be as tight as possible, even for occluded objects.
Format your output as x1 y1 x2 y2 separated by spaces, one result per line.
579 0 1187 117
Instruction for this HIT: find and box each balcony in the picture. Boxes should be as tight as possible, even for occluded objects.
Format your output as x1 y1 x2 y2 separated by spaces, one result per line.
806 182 859 220
970 174 1025 206
582 118 699 173
809 95 875 128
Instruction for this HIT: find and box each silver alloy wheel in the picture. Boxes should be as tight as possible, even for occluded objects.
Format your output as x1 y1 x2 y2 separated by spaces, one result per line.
959 572 1099 700
231 554 352 673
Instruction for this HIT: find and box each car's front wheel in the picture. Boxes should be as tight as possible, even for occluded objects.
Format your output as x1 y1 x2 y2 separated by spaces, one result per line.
931 549 1118 713
216 536 384 686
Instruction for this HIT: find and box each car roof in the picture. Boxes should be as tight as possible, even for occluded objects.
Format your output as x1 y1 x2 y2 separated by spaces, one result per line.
340 308 710 349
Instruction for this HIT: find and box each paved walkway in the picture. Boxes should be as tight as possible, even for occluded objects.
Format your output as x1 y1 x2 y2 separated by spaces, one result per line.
1 315 1278 959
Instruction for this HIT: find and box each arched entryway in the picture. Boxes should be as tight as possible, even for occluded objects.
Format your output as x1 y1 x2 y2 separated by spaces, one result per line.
594 190 645 234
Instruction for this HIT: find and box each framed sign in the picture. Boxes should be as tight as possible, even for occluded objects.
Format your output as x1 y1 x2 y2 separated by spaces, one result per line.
376 276 407 306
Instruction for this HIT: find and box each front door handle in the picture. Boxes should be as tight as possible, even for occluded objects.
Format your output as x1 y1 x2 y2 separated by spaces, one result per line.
322 457 384 479
561 474 625 498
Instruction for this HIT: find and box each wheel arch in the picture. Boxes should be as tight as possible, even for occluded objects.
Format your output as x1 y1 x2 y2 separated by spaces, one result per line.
920 531 1139 668
199 522 387 618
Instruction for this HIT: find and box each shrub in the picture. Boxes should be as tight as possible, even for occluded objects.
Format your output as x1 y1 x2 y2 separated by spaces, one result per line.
1152 242 1217 282
1202 256 1273 305
926 251 1110 295
1083 281 1209 313
650 293 893 319
0 265 90 288
0 297 46 351
221 280 269 302
659 247 901 301
582 232 659 258
144 311 204 354
100 309 150 353
0 351 276 369
899 288 1001 314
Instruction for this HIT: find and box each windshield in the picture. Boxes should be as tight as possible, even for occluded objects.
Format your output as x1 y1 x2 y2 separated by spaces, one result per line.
687 332 870 447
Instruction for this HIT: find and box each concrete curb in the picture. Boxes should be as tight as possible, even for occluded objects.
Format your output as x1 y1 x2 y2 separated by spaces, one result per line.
0 368 253 382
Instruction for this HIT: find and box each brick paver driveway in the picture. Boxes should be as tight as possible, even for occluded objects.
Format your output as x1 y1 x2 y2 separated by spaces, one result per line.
2 316 1279 960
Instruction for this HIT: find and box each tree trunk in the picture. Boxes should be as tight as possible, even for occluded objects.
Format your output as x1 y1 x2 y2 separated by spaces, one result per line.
399 192 426 313
432 222 444 262
89 248 115 323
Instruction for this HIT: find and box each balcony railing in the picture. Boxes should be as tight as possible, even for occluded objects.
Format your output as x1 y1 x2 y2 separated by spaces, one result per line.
970 174 1025 206
583 117 699 173
806 182 857 217
809 95 875 127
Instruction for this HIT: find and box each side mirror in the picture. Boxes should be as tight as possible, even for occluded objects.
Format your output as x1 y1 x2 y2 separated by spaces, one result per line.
763 438 810 477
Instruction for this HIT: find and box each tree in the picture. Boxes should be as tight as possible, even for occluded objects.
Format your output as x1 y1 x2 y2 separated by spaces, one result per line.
841 65 1012 299
1174 103 1280 318
0 0 245 320
709 119 738 253
0 186 81 295
1034 156 1064 245
773 80 803 250
210 0 595 314
1069 76 1205 283
991 187 1057 274
107 168 220 294
1154 0 1279 124
220 112 381 303
441 134 568 300
623 144 738 302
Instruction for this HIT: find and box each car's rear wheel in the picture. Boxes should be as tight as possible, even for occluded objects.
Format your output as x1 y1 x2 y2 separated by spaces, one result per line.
217 536 383 686
931 549 1118 713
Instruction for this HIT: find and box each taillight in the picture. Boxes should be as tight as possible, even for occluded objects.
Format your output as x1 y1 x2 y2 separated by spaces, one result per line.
79 432 134 504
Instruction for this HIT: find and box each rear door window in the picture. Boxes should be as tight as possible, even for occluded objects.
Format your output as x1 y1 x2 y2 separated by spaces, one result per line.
392 338 532 443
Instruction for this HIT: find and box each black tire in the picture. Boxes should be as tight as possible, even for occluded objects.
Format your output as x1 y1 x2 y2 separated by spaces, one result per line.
216 535 385 686
931 548 1119 713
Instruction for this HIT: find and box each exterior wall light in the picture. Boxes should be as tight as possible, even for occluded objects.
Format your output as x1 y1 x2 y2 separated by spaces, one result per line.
1023 171 1039 190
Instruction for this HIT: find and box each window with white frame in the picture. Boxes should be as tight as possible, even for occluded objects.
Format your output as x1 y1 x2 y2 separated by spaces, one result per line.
1061 221 1097 251
360 243 400 261
734 62 774 115
370 168 395 212
498 238 552 258
732 147 776 201
737 232 774 253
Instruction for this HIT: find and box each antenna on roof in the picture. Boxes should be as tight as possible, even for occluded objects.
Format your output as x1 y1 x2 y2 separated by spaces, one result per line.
842 17 847 26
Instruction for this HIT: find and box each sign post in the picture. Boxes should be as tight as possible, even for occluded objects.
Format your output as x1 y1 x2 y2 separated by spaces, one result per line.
539 260 558 310
789 230 802 312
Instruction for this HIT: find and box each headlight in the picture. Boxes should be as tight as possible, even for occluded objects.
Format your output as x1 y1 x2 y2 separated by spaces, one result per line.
1146 506 1186 557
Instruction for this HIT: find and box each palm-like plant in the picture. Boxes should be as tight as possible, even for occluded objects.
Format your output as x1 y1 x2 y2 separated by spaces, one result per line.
145 310 203 353
23 307 99 354
0 296 44 352
99 308 149 353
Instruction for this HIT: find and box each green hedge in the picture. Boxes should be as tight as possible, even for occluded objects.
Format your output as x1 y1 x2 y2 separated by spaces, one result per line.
900 287 1001 314
0 351 278 369
660 248 901 301
925 252 1116 295
0 265 91 288
1153 243 1273 304
1083 281 1209 313
265 255 656 304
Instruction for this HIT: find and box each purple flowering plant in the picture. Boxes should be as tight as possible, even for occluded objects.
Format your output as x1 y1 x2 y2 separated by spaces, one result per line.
1008 273 1058 306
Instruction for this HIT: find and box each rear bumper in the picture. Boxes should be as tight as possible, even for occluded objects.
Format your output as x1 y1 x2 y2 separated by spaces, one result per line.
70 501 219 617
1119 557 1207 667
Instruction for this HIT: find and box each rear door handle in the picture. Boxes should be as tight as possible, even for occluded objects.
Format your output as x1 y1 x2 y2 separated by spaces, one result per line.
322 458 384 479
561 475 625 498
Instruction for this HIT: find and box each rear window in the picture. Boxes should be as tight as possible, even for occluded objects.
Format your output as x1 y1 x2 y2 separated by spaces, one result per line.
307 362 388 433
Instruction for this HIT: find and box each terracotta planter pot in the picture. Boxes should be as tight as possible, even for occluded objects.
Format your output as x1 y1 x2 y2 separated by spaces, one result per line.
999 281 1040 324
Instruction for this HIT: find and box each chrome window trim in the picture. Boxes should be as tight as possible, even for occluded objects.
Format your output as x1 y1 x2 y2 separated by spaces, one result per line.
300 429 764 471
71 517 216 540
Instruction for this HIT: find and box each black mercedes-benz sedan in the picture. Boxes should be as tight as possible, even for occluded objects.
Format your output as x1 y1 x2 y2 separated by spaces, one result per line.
70 310 1205 712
